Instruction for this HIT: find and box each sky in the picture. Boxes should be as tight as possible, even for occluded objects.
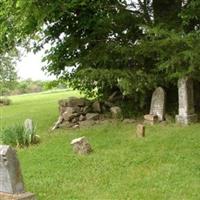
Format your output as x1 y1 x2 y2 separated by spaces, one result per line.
16 51 55 81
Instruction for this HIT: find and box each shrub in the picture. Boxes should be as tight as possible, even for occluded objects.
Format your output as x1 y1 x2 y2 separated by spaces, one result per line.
0 124 40 147
0 98 11 106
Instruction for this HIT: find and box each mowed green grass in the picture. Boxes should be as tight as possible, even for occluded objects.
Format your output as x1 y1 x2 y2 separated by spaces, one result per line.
1 90 200 200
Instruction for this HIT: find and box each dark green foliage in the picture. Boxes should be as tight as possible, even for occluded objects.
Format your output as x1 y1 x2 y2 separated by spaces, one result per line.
0 53 18 95
1 0 200 109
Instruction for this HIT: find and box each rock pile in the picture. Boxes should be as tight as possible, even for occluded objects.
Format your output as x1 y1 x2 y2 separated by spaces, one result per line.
52 97 122 130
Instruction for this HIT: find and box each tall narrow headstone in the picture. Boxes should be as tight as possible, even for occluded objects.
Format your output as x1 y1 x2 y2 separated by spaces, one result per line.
24 119 33 133
176 77 197 125
0 145 36 200
150 87 166 121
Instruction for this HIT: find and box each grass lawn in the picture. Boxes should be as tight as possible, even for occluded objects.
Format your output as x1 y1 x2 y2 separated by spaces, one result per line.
1 90 200 200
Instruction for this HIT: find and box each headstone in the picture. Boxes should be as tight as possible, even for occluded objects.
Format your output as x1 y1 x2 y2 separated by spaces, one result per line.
150 87 166 121
24 119 33 134
176 77 198 125
136 124 145 138
0 145 36 200
70 137 92 155
0 145 24 194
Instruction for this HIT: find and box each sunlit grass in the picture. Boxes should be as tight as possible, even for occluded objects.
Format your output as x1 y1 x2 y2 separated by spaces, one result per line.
1 90 200 200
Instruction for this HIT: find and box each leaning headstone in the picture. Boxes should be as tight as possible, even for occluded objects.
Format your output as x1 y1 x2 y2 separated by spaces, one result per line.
0 145 36 200
24 119 33 134
176 77 198 125
150 87 166 121
70 137 92 155
136 124 145 138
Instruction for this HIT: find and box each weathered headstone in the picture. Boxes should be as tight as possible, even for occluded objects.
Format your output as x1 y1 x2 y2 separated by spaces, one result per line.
176 77 198 125
136 124 145 138
0 145 36 200
150 87 166 121
24 119 33 134
70 137 92 155
0 145 24 194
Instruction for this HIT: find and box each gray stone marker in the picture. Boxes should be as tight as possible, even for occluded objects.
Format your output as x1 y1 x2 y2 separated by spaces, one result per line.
0 145 24 194
24 119 33 133
0 145 36 200
150 87 166 121
176 77 198 125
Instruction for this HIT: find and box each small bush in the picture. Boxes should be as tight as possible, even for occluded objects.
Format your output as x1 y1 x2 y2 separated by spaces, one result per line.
0 98 11 106
0 124 40 147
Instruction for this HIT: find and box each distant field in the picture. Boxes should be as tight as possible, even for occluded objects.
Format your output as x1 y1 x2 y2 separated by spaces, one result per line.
1 90 81 133
1 90 200 200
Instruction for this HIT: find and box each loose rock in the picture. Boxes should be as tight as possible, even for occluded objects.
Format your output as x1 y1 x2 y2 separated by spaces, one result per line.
62 107 77 121
79 114 86 121
92 101 101 113
86 113 100 121
70 137 92 155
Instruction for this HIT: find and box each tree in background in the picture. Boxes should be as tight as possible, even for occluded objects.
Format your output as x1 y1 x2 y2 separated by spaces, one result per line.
0 0 200 109
0 54 17 95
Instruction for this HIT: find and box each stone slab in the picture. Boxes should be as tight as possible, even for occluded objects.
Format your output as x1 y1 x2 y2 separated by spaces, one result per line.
144 114 158 121
0 145 24 194
0 192 36 200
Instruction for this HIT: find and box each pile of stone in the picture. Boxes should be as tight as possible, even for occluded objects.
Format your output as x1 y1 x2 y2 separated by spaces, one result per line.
52 97 122 130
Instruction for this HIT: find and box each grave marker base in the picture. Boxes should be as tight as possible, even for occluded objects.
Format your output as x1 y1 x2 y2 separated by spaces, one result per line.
176 114 198 125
